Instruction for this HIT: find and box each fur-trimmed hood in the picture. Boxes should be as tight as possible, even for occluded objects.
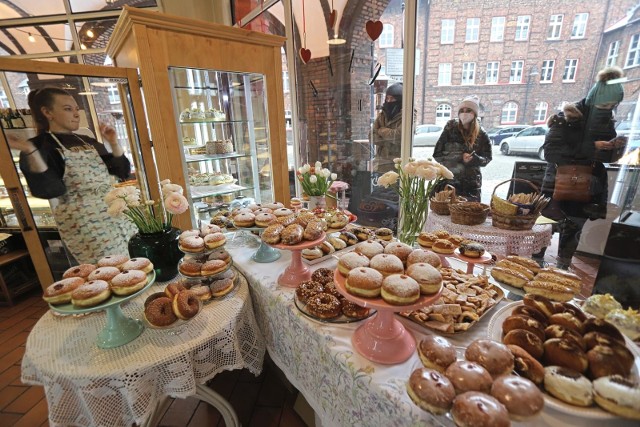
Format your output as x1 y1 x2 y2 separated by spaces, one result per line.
597 66 624 82
547 103 583 127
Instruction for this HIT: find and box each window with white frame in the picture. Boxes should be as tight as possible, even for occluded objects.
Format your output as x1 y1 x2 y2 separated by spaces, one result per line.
438 63 452 86
540 60 555 83
379 24 394 48
534 102 548 123
501 102 518 124
462 62 476 85
571 13 589 38
0 89 8 108
510 61 524 83
486 62 500 84
515 16 531 41
548 14 563 40
490 17 505 42
107 85 120 104
563 59 578 81
441 19 455 44
606 40 620 67
436 104 452 124
466 18 480 43
282 71 290 92
626 34 640 68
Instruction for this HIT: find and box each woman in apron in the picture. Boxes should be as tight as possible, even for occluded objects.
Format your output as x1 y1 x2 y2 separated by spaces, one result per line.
7 87 136 264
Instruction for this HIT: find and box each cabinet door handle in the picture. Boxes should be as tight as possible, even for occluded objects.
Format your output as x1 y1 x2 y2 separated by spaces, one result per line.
7 187 32 231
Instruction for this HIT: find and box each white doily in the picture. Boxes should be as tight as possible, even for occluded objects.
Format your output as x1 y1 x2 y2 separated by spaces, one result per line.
21 271 265 427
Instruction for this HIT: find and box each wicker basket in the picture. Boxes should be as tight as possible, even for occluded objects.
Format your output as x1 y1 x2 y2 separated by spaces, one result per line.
490 178 540 230
449 202 490 226
430 185 467 216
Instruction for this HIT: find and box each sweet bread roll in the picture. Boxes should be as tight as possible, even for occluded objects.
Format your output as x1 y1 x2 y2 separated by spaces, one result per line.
543 338 588 373
507 344 545 385
511 305 548 327
431 239 455 254
280 224 304 245
448 234 466 246
549 312 584 335
495 259 534 280
303 220 324 241
553 302 588 323
434 230 450 240
490 267 528 288
523 294 555 318
523 281 574 302
502 329 544 360
417 232 438 248
583 318 626 343
502 315 545 342
261 223 284 245
545 324 586 350
587 345 633 379
505 255 541 274
535 272 582 293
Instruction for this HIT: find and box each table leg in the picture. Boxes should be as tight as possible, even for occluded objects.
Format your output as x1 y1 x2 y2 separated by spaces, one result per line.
194 384 240 427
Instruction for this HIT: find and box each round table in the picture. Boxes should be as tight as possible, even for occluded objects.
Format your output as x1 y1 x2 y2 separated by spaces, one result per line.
21 271 265 427
426 213 553 258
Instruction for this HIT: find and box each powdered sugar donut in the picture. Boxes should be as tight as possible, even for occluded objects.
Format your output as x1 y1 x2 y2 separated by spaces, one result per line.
43 277 85 305
255 212 277 227
179 236 205 253
200 223 221 236
120 258 153 274
383 242 414 265
63 264 96 279
204 232 226 249
273 207 294 217
111 270 148 296
233 212 255 227
97 254 130 268
381 274 420 305
88 266 122 282
254 207 273 214
71 280 111 307
354 239 384 259
180 229 201 241
369 254 404 277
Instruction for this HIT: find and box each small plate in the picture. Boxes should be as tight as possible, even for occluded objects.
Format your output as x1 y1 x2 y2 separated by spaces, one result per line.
293 293 375 324
142 292 202 330
453 248 492 264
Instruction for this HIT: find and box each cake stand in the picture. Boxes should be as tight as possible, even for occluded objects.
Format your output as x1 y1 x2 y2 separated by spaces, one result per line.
453 248 493 274
269 233 326 287
237 226 281 263
333 270 442 364
48 271 156 349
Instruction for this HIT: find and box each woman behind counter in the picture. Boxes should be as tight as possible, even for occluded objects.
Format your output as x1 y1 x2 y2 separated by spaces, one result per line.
7 87 137 264
433 96 492 202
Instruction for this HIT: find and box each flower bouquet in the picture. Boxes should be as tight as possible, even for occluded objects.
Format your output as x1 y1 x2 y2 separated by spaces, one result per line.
297 161 338 209
377 158 453 245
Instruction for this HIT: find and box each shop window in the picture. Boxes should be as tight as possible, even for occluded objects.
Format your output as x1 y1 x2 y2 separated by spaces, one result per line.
540 60 555 83
486 61 499 84
441 19 455 44
0 89 8 108
625 34 640 68
563 59 578 82
515 16 531 41
606 40 620 67
436 104 452 125
438 63 452 86
107 85 120 104
379 24 394 48
490 17 505 42
534 102 548 123
466 18 480 43
510 60 524 83
501 102 518 124
548 14 563 40
571 13 589 39
461 62 476 85
283 71 289 93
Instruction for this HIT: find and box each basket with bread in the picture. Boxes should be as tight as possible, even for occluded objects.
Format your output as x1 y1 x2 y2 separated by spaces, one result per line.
490 179 550 231
448 202 490 226
430 184 467 216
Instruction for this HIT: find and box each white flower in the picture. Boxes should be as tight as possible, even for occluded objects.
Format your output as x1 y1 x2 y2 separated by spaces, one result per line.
331 173 337 180
145 200 155 206
377 171 399 188
403 162 418 176
106 198 127 217
309 175 318 184
161 183 183 197
322 168 331 178
104 187 127 204
438 164 454 179
315 161 322 170
159 179 171 186
393 158 402 164
297 167 304 174
302 164 310 173
416 165 437 180
164 193 189 214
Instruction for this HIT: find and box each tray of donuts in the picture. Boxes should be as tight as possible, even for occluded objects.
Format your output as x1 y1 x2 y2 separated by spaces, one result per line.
43 255 155 311
208 201 288 230
399 268 504 334
293 268 375 323
487 295 640 420
259 213 328 246
178 223 227 254
489 255 583 300
417 229 488 258
301 226 387 265
407 336 544 424
178 248 233 279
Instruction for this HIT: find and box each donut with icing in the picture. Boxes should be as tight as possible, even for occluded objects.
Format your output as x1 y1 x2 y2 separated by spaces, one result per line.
445 361 493 393
544 366 593 406
302 247 323 260
507 344 545 385
296 280 324 303
451 392 510 427
407 368 456 415
418 335 457 373
311 268 334 285
341 300 370 318
465 339 514 378
592 375 640 420
306 292 341 319
491 375 544 420
172 290 200 320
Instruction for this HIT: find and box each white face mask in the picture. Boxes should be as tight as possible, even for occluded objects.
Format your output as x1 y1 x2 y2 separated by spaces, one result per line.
459 112 474 125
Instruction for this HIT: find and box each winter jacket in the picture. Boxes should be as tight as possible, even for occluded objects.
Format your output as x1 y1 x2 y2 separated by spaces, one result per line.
371 110 402 173
433 119 492 201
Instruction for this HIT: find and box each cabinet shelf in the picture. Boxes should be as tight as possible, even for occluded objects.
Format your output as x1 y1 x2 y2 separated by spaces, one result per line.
185 153 252 163
173 85 218 90
189 183 254 199
179 119 264 125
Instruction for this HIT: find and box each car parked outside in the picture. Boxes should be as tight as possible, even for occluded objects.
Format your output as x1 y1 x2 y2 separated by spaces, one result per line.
413 124 444 147
499 125 549 159
485 125 530 146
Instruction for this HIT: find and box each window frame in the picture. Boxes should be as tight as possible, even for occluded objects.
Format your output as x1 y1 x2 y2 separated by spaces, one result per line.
562 59 578 82
466 18 480 43
625 34 640 68
486 61 500 84
438 63 452 86
571 13 589 39
547 14 563 40
501 102 518 124
534 102 548 124
510 60 524 84
540 60 555 83
461 62 476 85
490 16 505 42
435 103 452 125
379 24 394 48
515 15 531 41
606 40 620 67
441 19 455 44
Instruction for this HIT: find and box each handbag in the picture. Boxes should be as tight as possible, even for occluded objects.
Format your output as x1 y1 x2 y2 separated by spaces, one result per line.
553 164 593 202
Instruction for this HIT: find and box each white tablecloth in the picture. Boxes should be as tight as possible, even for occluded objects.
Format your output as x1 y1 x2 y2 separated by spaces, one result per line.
229 246 638 427
21 271 265 427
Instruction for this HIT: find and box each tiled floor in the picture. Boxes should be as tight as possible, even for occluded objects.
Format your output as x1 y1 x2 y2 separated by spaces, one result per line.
0 236 599 426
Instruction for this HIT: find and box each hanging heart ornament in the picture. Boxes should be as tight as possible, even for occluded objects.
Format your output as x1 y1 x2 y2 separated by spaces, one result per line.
329 10 337 28
299 48 312 64
366 20 383 41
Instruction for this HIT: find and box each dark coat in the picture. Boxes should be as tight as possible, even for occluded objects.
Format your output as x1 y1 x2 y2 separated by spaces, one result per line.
433 119 492 201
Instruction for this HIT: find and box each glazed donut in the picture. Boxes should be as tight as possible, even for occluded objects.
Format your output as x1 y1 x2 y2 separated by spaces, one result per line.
319 240 335 255
261 223 284 245
523 294 556 318
188 284 213 301
418 335 457 373
511 305 548 327
71 280 112 307
506 344 545 385
345 267 383 298
63 264 97 279
303 220 325 241
172 290 200 320
465 339 515 378
354 239 384 259
302 247 323 260
407 368 456 415
458 241 485 258
406 249 441 268
495 259 535 280
145 296 178 326
592 375 640 420
338 231 358 246
445 361 493 393
549 312 584 335
523 281 574 302
87 266 121 283
451 392 510 427
120 258 153 274
490 267 528 288
369 254 404 277
545 324 586 350
502 329 543 360
97 254 129 268
341 300 370 319
583 318 626 343
417 232 437 248
255 212 276 227
179 236 205 253
233 212 256 228
165 282 187 298
587 345 633 379
179 259 202 277
431 239 455 255
43 277 85 305
296 280 324 303
280 224 304 245
502 315 545 342
491 375 544 420
204 232 226 249
405 262 442 295
111 270 148 296
323 281 343 300
381 274 420 305
209 278 234 297
544 366 593 407
374 227 393 241
328 236 347 250
505 255 542 274
337 252 370 276
201 259 228 276
306 292 342 319
544 338 588 373
311 268 334 285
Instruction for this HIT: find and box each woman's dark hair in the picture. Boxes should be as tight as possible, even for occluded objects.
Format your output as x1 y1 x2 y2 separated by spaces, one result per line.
27 87 72 133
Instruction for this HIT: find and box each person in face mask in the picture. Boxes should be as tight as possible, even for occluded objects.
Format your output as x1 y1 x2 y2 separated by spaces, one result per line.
433 96 492 201
372 83 404 173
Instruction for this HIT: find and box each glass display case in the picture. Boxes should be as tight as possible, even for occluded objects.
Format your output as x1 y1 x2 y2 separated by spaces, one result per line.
169 67 274 224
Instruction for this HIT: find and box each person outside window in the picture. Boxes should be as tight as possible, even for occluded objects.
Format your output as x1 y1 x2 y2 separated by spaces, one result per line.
372 83 403 174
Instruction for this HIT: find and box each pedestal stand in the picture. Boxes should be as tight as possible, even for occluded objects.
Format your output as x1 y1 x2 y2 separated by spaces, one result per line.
269 234 326 287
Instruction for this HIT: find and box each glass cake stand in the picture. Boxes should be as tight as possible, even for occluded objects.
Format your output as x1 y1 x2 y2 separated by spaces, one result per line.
269 233 326 287
236 226 281 263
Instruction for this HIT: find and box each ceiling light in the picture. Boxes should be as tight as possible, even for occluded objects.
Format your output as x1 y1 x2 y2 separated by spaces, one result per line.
86 29 94 38
28 33 36 43
90 81 117 87
78 91 98 96
80 43 87 50
327 34 346 45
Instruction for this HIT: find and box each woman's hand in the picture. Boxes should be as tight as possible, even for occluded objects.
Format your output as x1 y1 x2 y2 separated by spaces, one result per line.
462 152 474 164
6 133 36 153
595 140 613 150
99 122 124 157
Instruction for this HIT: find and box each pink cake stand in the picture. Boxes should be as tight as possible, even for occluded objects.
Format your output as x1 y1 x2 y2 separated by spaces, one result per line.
333 270 442 365
269 233 326 287
453 248 493 274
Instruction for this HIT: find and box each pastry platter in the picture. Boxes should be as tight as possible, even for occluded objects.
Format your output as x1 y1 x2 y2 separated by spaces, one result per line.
293 293 375 324
142 291 202 331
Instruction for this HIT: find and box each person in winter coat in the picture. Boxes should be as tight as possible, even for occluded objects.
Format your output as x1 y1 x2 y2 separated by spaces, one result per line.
372 83 403 174
433 96 492 201
538 66 624 270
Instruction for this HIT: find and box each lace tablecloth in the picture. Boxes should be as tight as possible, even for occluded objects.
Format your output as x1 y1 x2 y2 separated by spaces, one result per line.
426 213 553 257
21 271 265 427
228 247 637 427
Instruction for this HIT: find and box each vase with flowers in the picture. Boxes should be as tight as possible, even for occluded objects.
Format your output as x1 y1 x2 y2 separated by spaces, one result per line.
377 158 453 246
297 161 337 209
104 180 190 281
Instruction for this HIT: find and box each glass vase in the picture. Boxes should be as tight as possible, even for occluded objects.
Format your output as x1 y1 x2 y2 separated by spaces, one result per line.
397 197 430 247
128 227 182 282
308 195 327 210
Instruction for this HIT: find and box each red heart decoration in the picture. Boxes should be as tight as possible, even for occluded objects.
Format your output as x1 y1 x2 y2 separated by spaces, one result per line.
299 48 312 64
328 10 337 29
366 20 383 41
